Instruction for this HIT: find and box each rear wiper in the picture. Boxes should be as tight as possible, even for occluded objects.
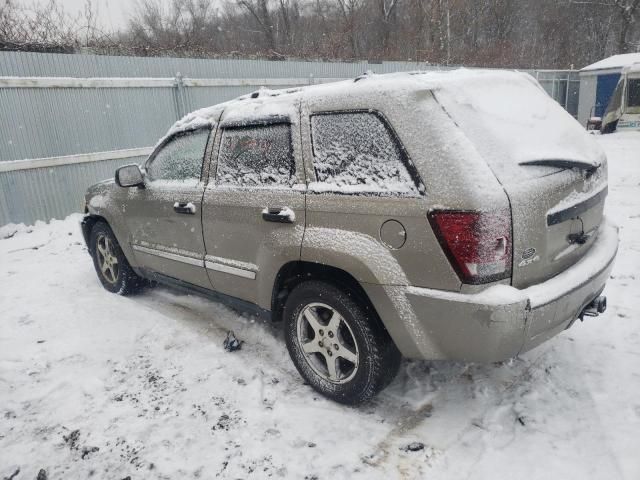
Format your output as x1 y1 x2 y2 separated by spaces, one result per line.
519 159 601 172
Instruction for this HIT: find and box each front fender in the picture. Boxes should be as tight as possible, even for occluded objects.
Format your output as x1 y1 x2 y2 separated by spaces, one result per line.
83 182 140 269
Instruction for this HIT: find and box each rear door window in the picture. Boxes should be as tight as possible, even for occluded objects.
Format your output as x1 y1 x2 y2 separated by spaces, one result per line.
146 128 210 186
216 123 295 187
309 112 422 195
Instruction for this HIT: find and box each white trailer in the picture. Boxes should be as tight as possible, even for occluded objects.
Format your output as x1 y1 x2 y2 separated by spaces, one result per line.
602 63 640 133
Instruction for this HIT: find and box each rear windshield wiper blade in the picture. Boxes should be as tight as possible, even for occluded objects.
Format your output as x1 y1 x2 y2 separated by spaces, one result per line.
519 159 601 172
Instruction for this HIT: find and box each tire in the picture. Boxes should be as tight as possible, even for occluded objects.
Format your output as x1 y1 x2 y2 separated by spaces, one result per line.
89 221 145 295
283 280 401 405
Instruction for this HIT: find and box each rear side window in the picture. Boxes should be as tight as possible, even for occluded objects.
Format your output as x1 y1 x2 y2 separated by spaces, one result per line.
310 112 422 195
216 123 295 187
147 129 210 185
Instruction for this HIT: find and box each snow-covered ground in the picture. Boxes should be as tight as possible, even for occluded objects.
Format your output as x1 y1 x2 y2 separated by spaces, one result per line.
1 133 639 480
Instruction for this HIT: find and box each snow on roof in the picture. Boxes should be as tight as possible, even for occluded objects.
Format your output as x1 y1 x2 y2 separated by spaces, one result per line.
157 86 304 145
158 69 602 178
165 69 528 137
581 53 640 73
624 63 640 74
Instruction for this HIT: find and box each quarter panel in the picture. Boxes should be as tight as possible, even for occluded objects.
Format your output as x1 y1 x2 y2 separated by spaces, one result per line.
302 84 508 211
299 92 464 290
301 201 460 290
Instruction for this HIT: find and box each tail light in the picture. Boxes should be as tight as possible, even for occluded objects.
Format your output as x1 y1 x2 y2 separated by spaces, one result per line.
428 210 512 284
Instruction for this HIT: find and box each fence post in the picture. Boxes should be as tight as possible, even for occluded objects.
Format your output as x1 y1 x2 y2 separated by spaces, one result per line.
565 72 571 111
173 72 186 120
0 176 11 225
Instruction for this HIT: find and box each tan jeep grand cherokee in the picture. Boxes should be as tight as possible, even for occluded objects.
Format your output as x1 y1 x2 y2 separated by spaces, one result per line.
82 71 618 404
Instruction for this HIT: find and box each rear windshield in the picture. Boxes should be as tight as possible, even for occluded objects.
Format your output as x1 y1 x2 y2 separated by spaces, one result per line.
433 73 603 185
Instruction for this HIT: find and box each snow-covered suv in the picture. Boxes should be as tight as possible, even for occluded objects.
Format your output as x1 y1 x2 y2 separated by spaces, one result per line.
82 70 619 405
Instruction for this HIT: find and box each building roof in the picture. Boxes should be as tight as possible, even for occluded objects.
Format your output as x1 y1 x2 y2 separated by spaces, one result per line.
581 53 640 73
623 63 640 75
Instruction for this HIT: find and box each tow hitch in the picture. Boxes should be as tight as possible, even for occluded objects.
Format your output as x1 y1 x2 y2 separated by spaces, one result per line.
580 295 607 320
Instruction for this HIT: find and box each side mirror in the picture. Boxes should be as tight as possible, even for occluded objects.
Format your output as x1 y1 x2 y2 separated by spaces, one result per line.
115 164 144 188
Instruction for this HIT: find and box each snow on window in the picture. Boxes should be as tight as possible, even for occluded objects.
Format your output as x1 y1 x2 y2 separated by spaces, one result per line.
216 123 295 187
310 112 420 195
147 129 209 185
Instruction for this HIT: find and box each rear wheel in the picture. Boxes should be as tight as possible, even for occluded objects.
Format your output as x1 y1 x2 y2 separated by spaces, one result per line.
283 280 401 405
89 221 145 295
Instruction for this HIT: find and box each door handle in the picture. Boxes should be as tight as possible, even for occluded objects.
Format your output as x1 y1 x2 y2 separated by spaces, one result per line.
262 207 295 224
173 201 196 215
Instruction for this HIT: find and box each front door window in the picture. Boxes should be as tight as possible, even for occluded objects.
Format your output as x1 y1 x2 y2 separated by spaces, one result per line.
146 129 210 186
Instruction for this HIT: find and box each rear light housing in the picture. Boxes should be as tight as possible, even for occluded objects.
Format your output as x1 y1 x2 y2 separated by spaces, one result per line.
428 210 512 284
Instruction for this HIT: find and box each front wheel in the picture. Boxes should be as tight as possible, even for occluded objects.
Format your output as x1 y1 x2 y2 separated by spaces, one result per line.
283 280 401 405
89 221 145 295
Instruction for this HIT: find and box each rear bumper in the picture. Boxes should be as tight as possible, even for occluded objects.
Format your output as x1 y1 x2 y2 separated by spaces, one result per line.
367 218 619 362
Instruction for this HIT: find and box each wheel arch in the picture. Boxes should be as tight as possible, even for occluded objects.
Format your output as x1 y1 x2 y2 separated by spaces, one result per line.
81 212 105 255
82 212 140 270
271 261 386 330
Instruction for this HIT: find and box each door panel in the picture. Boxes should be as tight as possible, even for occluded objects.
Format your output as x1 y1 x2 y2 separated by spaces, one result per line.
202 187 305 307
201 101 306 310
123 127 213 289
125 184 211 288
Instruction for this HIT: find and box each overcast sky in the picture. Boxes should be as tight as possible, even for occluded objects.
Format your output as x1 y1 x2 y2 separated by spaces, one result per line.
51 0 133 30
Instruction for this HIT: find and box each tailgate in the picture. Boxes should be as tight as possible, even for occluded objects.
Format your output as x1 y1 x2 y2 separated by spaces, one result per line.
431 70 609 288
506 168 607 288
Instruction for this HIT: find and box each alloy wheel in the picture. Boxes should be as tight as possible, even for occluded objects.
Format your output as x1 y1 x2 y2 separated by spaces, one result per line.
296 302 359 384
96 233 119 284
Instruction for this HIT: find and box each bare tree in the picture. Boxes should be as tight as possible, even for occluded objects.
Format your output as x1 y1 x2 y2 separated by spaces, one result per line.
0 0 107 50
375 0 401 55
2 0 639 67
334 0 363 57
237 0 277 51
569 0 640 52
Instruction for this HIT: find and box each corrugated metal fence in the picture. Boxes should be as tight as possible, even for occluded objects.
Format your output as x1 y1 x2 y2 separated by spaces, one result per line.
0 51 580 226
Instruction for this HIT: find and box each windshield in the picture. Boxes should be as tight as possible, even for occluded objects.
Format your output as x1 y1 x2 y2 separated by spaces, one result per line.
627 78 640 114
